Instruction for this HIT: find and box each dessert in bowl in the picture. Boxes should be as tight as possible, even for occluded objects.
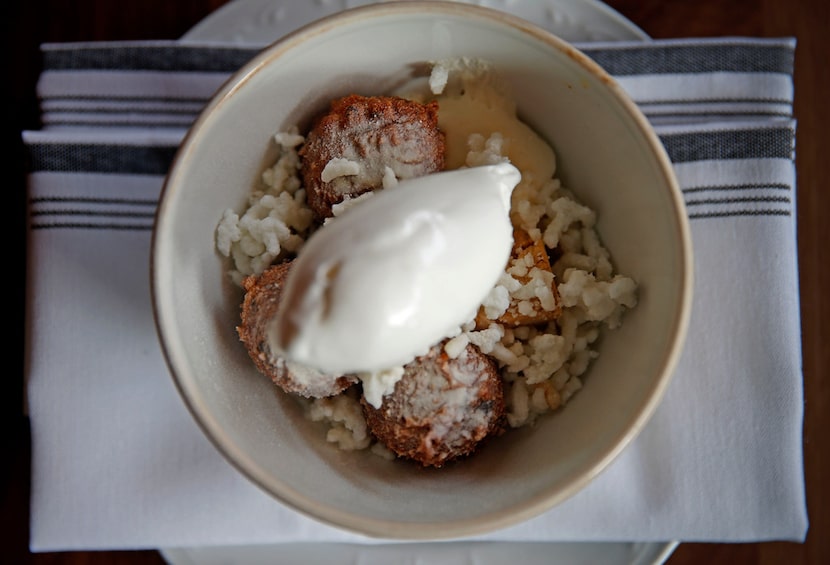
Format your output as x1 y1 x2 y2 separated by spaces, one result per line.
151 1 692 539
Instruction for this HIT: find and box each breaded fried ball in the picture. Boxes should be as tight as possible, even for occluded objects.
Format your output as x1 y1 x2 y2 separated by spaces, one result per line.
299 94 445 219
361 341 505 468
237 260 358 398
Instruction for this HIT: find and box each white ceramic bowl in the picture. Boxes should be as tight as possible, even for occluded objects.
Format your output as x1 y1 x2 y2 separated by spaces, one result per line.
151 1 692 539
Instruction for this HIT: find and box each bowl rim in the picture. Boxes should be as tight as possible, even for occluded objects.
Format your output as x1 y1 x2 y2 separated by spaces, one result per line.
151 0 694 540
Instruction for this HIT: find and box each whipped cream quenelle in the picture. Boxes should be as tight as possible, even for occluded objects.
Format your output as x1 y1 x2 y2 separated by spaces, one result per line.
268 163 521 401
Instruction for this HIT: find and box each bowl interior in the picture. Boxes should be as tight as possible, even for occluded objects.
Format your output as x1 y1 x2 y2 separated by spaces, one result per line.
152 1 691 539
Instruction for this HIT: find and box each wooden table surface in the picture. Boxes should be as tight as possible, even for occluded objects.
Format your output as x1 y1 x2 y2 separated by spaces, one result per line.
4 0 827 563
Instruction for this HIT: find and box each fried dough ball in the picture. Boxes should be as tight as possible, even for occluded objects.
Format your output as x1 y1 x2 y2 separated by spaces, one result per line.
361 341 505 468
299 94 445 219
236 260 358 398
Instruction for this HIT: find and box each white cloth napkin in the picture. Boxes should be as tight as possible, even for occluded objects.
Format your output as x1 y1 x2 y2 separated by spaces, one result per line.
23 37 807 551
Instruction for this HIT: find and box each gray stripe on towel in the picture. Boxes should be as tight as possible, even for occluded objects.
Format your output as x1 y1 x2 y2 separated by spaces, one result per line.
42 45 258 72
659 127 794 163
581 43 794 76
26 143 178 175
25 128 795 173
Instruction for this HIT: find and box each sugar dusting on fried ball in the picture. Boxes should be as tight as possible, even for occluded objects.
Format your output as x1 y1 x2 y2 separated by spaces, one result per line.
362 340 505 468
299 94 445 219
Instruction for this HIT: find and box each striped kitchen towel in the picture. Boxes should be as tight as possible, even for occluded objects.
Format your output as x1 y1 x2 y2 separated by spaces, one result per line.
34 37 794 129
23 38 806 550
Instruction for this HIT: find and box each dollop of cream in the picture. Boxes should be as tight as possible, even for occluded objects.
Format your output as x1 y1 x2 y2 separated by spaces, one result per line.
269 163 521 382
358 366 406 409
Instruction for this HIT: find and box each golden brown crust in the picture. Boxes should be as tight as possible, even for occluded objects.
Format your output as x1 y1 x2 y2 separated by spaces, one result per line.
361 341 505 468
476 228 563 329
237 261 357 398
299 94 445 219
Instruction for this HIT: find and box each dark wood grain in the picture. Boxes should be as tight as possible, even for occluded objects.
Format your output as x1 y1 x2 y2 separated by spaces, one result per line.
4 1 827 564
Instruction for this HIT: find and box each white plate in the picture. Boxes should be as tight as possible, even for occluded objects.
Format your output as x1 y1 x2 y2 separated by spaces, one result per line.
162 541 679 565
167 1 674 564
181 0 650 44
